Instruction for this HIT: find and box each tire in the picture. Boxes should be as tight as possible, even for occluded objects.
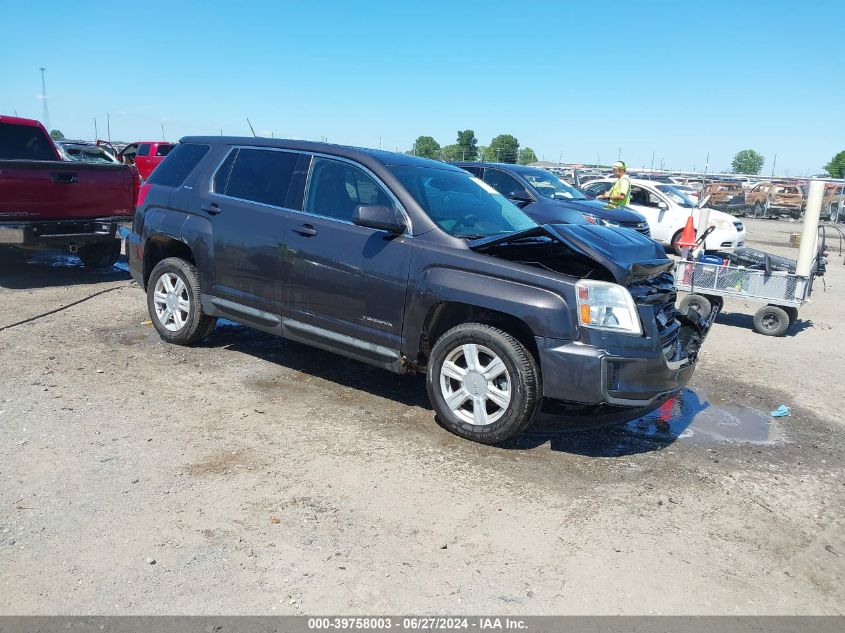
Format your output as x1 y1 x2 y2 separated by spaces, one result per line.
752 305 790 337
670 229 685 256
752 201 767 219
147 257 217 345
783 306 799 326
78 239 121 268
426 323 541 445
678 294 712 320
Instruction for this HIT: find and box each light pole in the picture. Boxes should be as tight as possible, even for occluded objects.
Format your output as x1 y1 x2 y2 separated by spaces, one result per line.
106 113 111 144
39 67 50 130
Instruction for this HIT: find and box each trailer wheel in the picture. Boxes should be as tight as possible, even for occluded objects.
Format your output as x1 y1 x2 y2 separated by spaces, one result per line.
752 305 790 336
679 294 712 320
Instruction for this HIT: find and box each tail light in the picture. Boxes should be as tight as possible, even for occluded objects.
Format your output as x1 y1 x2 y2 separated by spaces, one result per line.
136 183 151 210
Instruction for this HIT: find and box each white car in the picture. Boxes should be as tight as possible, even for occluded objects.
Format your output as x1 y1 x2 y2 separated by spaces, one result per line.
582 178 746 254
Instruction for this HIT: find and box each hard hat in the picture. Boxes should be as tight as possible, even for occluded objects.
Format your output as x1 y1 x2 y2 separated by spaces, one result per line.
612 161 626 170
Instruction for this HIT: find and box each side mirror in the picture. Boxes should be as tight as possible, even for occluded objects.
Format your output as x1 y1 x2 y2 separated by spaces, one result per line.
697 194 711 209
657 201 668 210
352 205 406 234
508 190 533 204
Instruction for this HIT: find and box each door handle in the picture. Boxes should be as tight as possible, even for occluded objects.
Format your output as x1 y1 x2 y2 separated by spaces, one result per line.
201 203 222 215
292 224 318 237
52 172 78 184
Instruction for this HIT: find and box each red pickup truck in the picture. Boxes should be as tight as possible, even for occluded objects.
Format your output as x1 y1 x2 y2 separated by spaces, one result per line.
0 115 139 267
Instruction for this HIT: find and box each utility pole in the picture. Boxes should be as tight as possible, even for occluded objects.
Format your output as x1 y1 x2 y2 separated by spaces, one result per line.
94 116 98 141
379 136 382 150
106 113 111 144
650 151 655 174
704 152 709 177
618 147 621 160
39 67 50 129
771 153 777 178
160 122 166 141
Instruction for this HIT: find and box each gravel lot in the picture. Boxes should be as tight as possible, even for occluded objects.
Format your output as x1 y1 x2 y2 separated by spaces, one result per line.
1 218 844 615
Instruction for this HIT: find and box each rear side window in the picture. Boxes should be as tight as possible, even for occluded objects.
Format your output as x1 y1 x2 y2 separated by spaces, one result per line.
146 143 209 188
137 144 152 157
304 157 392 222
0 123 57 160
154 144 173 157
216 148 299 207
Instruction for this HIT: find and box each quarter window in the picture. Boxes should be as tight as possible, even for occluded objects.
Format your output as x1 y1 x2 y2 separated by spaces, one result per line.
304 157 393 222
154 144 173 157
145 143 209 188
222 148 299 207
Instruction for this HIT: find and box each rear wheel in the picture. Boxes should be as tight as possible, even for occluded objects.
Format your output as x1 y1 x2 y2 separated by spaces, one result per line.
752 305 790 337
78 239 121 268
427 323 541 445
147 257 217 345
752 201 767 218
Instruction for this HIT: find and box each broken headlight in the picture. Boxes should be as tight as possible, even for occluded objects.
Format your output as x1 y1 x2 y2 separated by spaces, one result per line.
576 280 642 336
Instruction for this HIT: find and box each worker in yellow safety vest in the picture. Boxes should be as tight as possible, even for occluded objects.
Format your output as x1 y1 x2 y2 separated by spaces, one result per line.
597 161 631 208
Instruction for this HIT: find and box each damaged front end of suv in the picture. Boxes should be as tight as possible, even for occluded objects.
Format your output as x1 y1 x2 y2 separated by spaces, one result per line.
469 223 717 407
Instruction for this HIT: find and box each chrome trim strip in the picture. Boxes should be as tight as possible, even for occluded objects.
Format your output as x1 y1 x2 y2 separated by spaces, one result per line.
282 318 398 360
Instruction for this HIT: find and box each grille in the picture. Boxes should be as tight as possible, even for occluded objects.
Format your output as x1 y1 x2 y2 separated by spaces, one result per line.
629 272 679 361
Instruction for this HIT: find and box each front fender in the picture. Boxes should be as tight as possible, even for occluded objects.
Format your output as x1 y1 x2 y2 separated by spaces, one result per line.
403 264 575 359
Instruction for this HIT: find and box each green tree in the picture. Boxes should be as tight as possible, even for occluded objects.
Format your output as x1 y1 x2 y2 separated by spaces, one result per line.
518 147 538 165
442 144 464 162
412 135 441 160
50 129 64 140
824 150 845 178
456 129 478 161
731 149 765 175
487 134 520 164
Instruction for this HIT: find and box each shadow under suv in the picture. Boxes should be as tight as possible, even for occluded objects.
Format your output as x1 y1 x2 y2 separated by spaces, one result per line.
126 138 714 445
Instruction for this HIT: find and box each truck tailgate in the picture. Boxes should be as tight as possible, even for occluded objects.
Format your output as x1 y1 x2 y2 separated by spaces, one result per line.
0 160 136 222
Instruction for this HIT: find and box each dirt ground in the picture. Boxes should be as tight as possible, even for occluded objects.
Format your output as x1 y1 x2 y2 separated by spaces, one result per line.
1 218 843 615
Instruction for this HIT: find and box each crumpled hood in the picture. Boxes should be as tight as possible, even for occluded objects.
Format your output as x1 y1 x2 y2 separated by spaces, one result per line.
469 223 673 285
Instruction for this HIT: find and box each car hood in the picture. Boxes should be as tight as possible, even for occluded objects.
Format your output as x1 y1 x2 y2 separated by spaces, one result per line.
546 197 645 222
468 223 673 285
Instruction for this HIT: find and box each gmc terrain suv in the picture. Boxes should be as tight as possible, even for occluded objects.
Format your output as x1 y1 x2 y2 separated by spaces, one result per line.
126 138 716 445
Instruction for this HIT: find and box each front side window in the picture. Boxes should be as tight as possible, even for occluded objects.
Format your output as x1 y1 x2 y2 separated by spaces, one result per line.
222 148 299 207
519 169 587 200
483 169 527 199
304 157 393 221
389 165 536 238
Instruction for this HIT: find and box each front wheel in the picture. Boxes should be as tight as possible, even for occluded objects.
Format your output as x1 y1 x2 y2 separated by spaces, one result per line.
427 323 541 445
78 239 121 268
147 257 217 345
752 201 767 218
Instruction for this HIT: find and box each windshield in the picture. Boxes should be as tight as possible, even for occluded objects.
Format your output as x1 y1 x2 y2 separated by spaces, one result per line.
519 169 587 200
657 184 696 208
61 146 117 163
389 165 537 238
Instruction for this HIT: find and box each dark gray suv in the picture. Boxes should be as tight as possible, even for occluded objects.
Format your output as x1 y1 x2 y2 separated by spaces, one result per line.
126 138 716 445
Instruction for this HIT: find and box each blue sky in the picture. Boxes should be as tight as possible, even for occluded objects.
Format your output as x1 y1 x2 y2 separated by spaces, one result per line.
1 0 843 174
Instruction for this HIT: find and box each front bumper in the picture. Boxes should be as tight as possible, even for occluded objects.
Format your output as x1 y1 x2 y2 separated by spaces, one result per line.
704 228 746 253
537 305 718 407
